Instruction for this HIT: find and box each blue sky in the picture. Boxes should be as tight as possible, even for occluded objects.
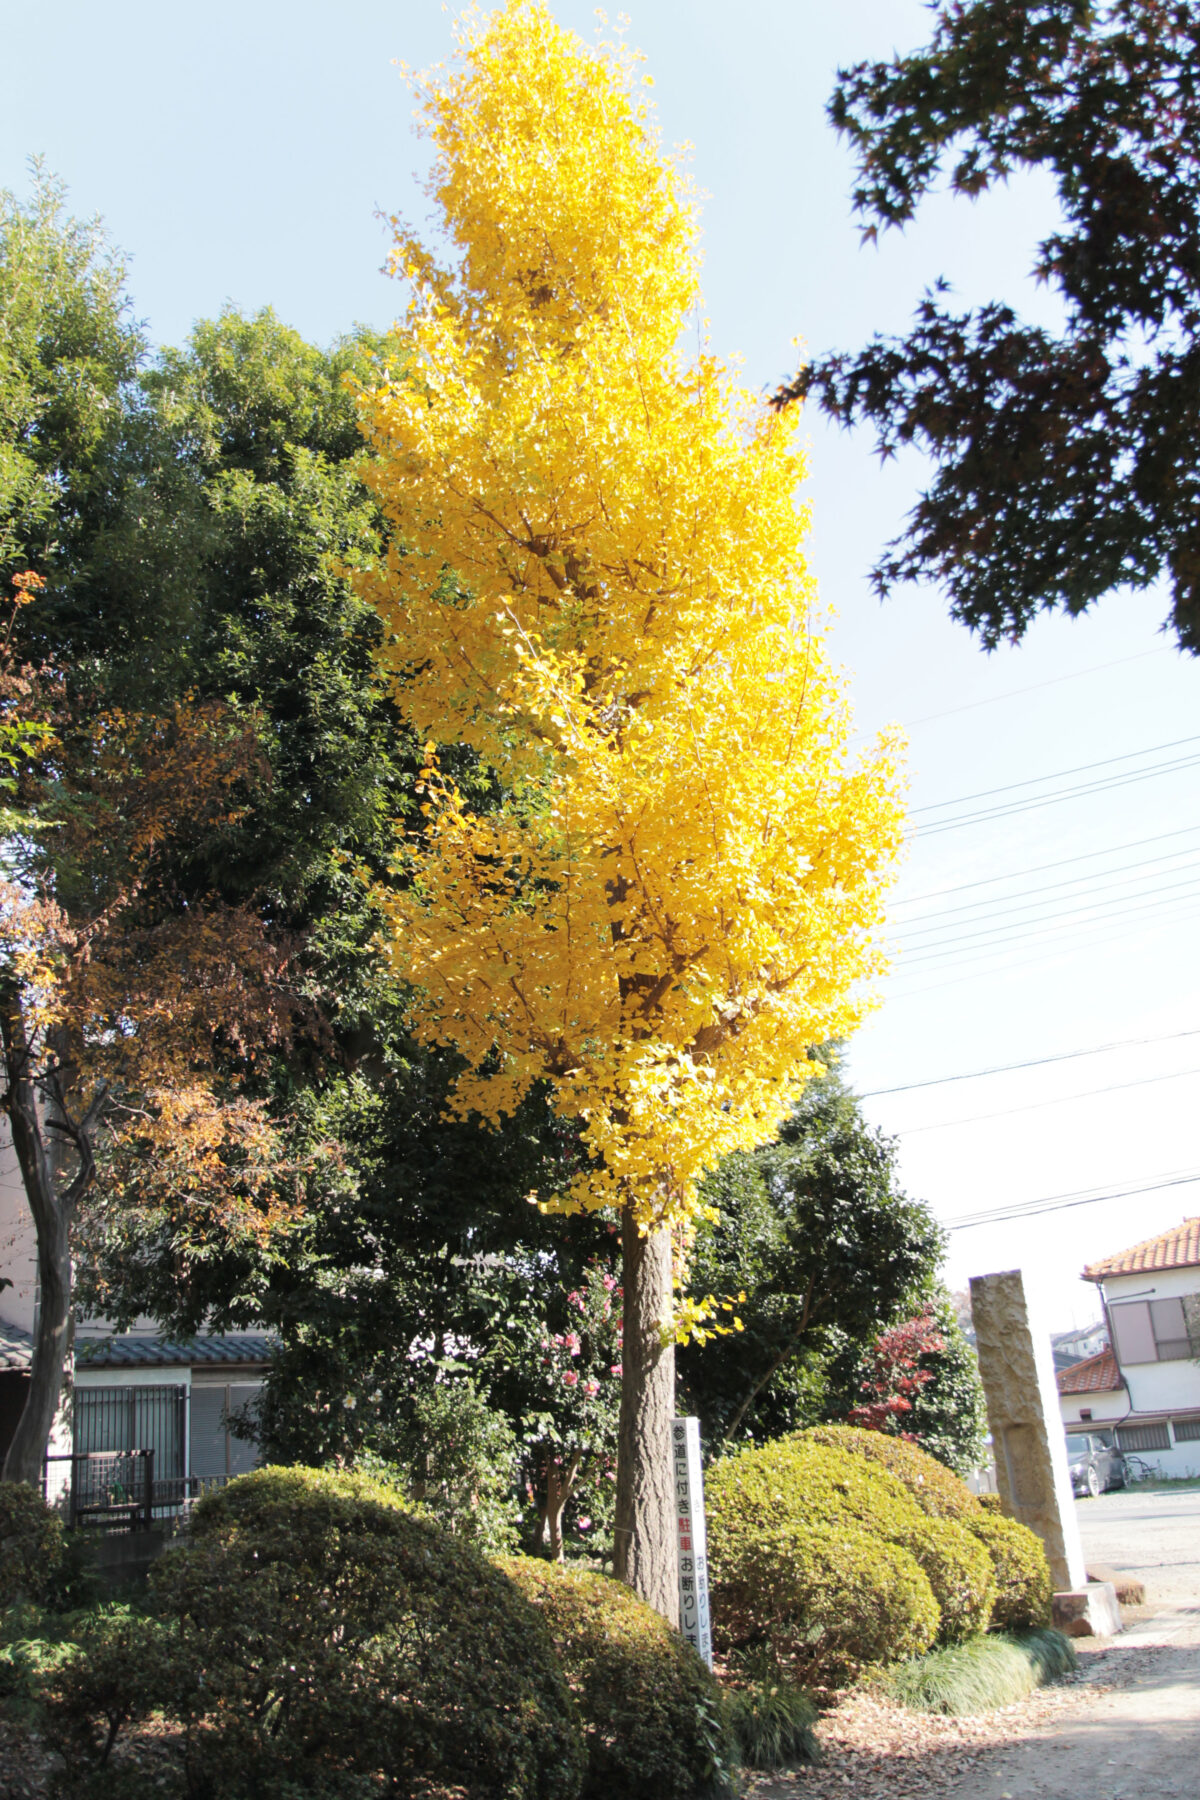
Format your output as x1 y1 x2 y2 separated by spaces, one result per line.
6 0 1199 1331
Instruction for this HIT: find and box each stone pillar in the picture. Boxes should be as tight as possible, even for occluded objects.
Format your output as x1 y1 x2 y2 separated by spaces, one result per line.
969 1268 1085 1593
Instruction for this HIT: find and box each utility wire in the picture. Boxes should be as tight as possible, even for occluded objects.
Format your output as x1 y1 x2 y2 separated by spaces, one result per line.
911 733 1200 816
887 898 1200 1004
946 1169 1200 1232
901 647 1171 728
914 751 1200 838
893 824 1200 908
899 1064 1200 1135
896 873 1200 967
897 846 1200 935
860 1026 1200 1098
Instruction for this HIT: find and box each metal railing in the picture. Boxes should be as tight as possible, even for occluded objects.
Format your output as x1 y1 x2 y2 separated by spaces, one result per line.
44 1449 155 1533
42 1453 231 1532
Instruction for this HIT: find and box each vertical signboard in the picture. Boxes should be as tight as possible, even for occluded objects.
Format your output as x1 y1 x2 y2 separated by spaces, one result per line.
671 1414 712 1667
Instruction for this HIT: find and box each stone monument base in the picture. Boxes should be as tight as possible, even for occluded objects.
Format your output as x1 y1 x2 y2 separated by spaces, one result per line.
1052 1580 1122 1638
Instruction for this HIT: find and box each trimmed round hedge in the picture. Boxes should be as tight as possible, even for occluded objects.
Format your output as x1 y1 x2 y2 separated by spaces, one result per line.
802 1426 977 1518
0 1481 65 1608
706 1440 943 1682
799 1426 1052 1631
499 1559 736 1800
889 1515 996 1643
151 1466 585 1800
968 1510 1052 1630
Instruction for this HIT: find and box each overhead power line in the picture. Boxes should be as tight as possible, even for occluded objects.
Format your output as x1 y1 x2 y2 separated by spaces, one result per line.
887 897 1200 1004
901 1064 1200 1136
897 845 1200 935
859 1026 1200 1098
896 873 1200 968
901 647 1171 728
913 749 1200 838
892 824 1200 908
946 1169 1200 1232
911 733 1200 816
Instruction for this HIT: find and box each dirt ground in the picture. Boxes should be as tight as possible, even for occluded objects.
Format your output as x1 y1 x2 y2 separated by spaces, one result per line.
751 1490 1200 1800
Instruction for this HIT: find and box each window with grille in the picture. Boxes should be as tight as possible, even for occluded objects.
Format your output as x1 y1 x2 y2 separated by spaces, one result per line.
73 1385 186 1476
1115 1421 1171 1452
1171 1417 1200 1442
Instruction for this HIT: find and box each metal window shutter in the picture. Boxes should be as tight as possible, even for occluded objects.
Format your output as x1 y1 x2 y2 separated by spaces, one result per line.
189 1386 229 1479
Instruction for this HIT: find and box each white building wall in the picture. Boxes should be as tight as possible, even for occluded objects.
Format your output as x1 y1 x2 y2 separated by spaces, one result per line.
0 1116 37 1335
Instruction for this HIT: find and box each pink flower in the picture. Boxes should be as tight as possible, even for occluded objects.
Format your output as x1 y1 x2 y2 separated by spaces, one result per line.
567 1289 585 1311
576 1516 592 1532
563 1331 582 1357
583 1379 599 1397
602 1274 617 1292
562 1369 579 1387
610 1363 622 1378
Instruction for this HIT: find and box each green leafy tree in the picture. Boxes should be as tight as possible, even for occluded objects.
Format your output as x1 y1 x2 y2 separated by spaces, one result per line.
678 1075 944 1446
781 1 1200 653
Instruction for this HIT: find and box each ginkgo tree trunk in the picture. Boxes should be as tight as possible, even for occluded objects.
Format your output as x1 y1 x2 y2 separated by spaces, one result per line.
358 0 905 1620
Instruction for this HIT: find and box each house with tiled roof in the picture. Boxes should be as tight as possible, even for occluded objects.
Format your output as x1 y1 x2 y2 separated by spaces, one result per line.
1055 1216 1200 1477
1 1119 269 1507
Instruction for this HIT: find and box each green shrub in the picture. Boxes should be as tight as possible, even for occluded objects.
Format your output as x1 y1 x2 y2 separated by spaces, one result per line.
887 1628 1076 1715
0 1481 65 1607
802 1426 978 1518
802 1429 1050 1632
28 1605 175 1775
708 1436 999 1674
499 1558 735 1800
707 1441 941 1685
384 1376 522 1555
966 1510 1052 1630
152 1466 585 1800
892 1517 997 1643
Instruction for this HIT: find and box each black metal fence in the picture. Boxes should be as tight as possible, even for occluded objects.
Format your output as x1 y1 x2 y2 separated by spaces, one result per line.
43 1449 155 1532
42 1451 231 1532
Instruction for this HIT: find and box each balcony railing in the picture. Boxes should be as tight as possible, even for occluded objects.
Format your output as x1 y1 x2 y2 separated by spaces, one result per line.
43 1452 230 1532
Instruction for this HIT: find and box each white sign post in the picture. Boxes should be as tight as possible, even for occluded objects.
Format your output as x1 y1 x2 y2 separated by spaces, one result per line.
671 1415 713 1667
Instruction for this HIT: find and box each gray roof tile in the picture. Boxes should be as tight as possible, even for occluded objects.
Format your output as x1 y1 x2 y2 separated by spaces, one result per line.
75 1333 273 1369
0 1318 33 1372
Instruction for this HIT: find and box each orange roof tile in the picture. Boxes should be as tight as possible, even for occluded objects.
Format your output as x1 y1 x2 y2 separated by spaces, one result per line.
1056 1348 1122 1395
1083 1215 1200 1281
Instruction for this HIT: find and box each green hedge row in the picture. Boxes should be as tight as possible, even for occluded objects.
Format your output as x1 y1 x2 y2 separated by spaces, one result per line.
706 1426 1051 1685
1 1471 736 1800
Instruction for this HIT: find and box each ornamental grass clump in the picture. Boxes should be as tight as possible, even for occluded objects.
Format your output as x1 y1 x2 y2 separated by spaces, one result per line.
888 1629 1076 1716
499 1558 736 1800
150 1466 585 1800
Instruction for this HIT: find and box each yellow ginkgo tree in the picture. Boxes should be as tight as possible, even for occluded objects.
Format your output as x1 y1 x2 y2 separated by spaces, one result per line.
358 0 906 1618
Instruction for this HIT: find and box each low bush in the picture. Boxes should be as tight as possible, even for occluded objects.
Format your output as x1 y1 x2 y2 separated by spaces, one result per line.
800 1428 1051 1632
707 1441 941 1685
892 1517 997 1643
707 1436 997 1676
801 1426 977 1518
151 1466 585 1800
499 1558 735 1800
28 1605 175 1775
967 1511 1053 1630
887 1628 1076 1716
0 1482 65 1607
